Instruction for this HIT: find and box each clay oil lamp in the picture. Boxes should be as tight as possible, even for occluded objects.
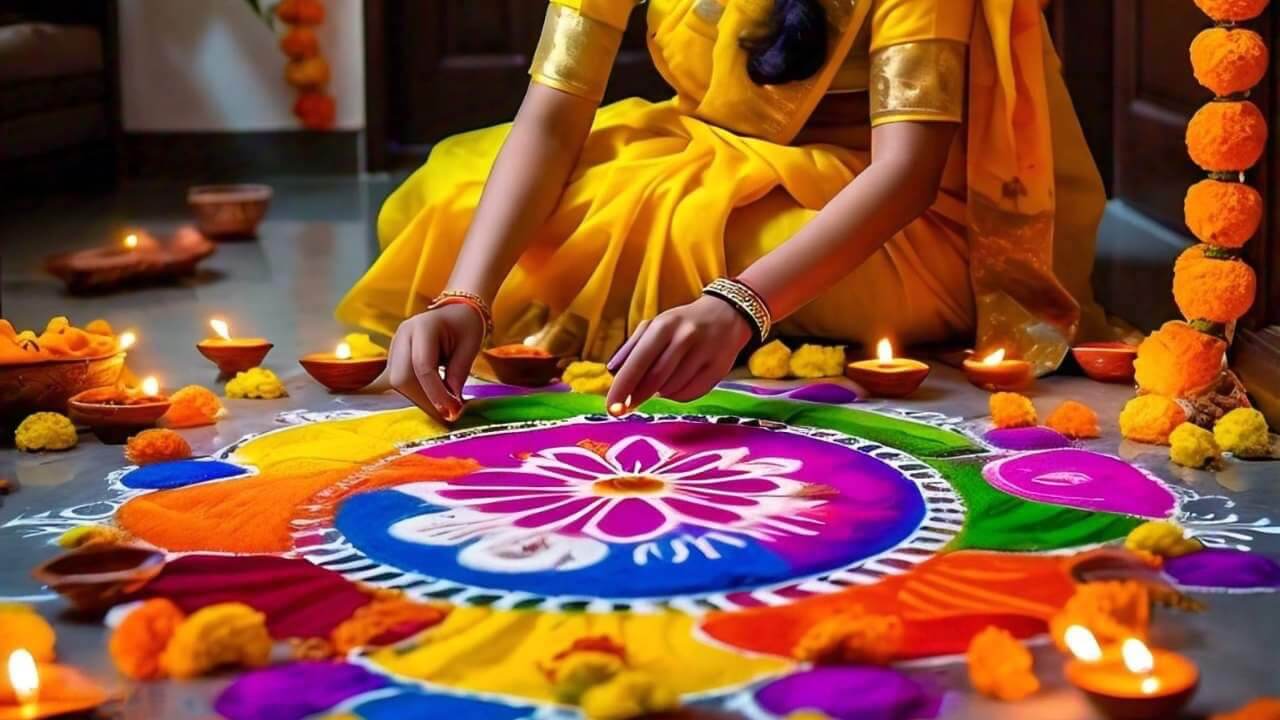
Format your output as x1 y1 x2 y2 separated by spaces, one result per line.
44 228 216 294
482 339 566 387
1 649 112 720
32 544 166 615
196 318 272 376
1071 341 1139 384
963 348 1034 392
300 341 388 393
1063 626 1198 720
844 338 930 398
67 376 171 444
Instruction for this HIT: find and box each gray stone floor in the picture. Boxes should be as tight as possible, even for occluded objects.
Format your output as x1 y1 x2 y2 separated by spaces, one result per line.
0 177 1277 719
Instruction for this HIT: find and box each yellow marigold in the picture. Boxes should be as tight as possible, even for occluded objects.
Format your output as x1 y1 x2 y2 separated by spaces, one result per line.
1120 395 1188 445
1169 422 1222 468
109 599 186 680
125 429 193 465
748 340 792 379
989 392 1037 430
1187 101 1268 172
84 319 114 337
967 626 1040 702
225 368 288 400
579 671 679 720
1134 321 1226 397
159 602 272 679
1213 698 1280 720
1191 28 1269 97
793 608 904 665
1185 180 1264 249
561 361 613 395
1045 401 1100 439
57 524 128 549
1173 245 1256 324
343 333 387 359
14 412 78 452
0 604 56 662
1193 0 1269 22
788 344 846 379
1214 407 1272 458
163 385 226 428
1125 521 1203 559
1049 581 1150 652
552 651 626 704
329 597 446 655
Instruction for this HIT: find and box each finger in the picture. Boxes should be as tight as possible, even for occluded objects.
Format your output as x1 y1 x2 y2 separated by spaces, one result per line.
443 329 481 401
659 347 710 401
629 323 697 405
664 362 723 403
607 323 671 414
607 319 650 374
410 330 460 421
389 329 439 421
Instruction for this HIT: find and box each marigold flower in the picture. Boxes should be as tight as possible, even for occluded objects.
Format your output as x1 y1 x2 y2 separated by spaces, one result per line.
84 319 114 337
989 392 1037 430
788 344 846 379
1134 321 1226 397
579 670 679 720
1191 28 1269 97
159 603 272 679
285 56 330 89
58 524 128 549
109 599 186 680
1185 180 1263 249
1173 245 1256 324
280 27 319 59
1045 400 1100 439
163 385 226 428
1169 422 1222 468
1187 101 1267 172
294 92 336 131
329 597 446 655
125 429 193 465
1193 0 1269 22
561 361 613 395
748 339 792 379
225 368 288 399
0 604 56 663
1119 395 1187 445
967 626 1040 701
1214 407 1272 458
274 0 326 25
793 607 904 665
1050 581 1150 652
1125 521 1202 559
15 412 78 452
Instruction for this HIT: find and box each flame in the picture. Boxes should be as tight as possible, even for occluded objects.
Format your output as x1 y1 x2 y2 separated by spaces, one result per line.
7 649 39 706
209 318 231 341
523 335 540 347
1063 625 1103 663
876 338 894 364
1122 638 1155 675
141 376 160 397
981 348 1007 366
335 342 353 360
118 331 137 351
1140 676 1161 694
123 233 139 250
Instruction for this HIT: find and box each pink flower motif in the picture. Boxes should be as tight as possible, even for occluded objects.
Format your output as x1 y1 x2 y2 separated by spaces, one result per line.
399 435 811 544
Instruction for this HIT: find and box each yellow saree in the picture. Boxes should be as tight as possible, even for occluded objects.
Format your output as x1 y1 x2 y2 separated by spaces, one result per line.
338 0 1111 372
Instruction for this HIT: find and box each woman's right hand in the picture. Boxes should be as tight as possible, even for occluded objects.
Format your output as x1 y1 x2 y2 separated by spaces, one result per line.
387 303 486 422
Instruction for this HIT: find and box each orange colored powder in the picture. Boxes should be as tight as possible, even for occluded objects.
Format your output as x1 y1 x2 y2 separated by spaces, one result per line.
489 344 551 358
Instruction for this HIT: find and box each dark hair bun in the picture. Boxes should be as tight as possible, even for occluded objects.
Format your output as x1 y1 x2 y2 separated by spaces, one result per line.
742 0 830 85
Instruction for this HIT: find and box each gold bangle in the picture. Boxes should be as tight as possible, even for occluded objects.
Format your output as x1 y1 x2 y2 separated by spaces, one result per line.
427 290 494 338
702 278 772 342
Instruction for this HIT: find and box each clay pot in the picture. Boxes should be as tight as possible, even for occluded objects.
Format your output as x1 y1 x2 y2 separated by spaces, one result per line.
482 345 568 387
68 387 171 444
299 354 387 393
188 184 273 238
0 352 126 429
45 227 216 294
33 544 166 614
196 340 274 377
1071 342 1139 383
844 360 930 398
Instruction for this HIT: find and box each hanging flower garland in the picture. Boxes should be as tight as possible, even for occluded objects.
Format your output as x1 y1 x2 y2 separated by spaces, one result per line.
276 0 336 130
1121 0 1270 442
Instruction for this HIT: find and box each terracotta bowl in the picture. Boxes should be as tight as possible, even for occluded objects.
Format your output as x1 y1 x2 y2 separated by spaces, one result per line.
188 184 273 238
0 352 126 429
1068 661 1198 720
299 354 388 393
68 387 172 444
196 341 274 376
33 544 166 614
45 226 216 294
482 346 568 387
1072 341 1139 384
844 360 930 398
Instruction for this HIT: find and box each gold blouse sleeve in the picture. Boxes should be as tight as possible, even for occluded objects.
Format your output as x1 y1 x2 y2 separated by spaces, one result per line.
869 40 967 127
529 3 626 103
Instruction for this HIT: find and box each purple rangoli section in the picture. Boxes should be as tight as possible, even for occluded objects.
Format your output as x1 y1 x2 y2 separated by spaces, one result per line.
462 382 569 400
215 662 390 720
753 667 944 720
1164 548 1280 591
981 449 1176 518
983 427 1072 452
721 381 861 404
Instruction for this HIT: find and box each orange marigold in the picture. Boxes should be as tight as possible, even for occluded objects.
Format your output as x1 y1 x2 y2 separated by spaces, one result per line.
274 0 326 25
1187 101 1268 172
1134 321 1227 397
285 56 330 89
330 597 447 655
793 607 904 665
1173 245 1257 324
1191 28 1269 97
967 626 1040 701
1193 0 1269 22
294 92 336 131
1045 401 1100 439
280 27 320 60
109 599 186 680
125 429 193 465
1119 395 1188 445
163 385 225 429
989 392 1037 429
1185 180 1263 249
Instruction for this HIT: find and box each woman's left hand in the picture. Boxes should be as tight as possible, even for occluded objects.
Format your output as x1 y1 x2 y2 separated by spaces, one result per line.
606 295 752 412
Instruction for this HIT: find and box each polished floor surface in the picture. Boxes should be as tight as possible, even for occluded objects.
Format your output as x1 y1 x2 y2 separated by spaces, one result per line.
1 178 1277 719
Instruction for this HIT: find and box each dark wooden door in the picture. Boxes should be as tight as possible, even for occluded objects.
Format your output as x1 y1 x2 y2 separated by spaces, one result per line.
371 1 670 166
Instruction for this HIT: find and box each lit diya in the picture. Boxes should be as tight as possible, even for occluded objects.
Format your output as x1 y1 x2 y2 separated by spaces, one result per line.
482 342 565 387
1 649 112 720
963 349 1034 392
844 338 930 398
196 318 273 376
1063 626 1198 720
300 341 388 393
44 227 216 294
67 376 171 444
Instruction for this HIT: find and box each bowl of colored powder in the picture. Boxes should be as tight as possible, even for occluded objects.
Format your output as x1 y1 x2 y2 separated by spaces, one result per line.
482 344 568 387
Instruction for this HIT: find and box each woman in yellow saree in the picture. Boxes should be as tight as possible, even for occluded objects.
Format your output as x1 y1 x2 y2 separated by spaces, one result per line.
338 0 1113 422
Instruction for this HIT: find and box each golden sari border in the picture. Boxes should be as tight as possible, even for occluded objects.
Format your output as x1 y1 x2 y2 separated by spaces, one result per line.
870 40 967 127
530 4 625 103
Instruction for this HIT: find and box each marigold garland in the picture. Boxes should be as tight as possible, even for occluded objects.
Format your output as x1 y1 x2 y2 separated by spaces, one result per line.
1193 0 1269 21
1173 244 1257 325
1186 101 1268 172
1190 28 1269 97
1184 180 1263 249
274 0 335 130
